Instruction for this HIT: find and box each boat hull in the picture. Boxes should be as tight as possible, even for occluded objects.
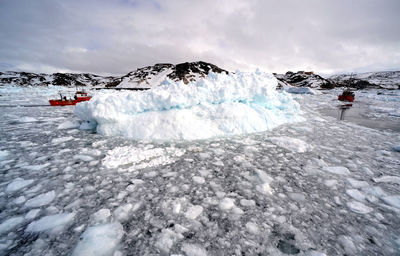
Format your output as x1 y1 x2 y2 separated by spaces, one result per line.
49 97 91 106
338 95 354 102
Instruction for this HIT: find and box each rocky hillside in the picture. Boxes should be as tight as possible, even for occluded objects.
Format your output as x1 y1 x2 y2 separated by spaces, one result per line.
0 71 118 87
330 71 400 89
1 63 399 90
114 61 228 88
274 71 338 89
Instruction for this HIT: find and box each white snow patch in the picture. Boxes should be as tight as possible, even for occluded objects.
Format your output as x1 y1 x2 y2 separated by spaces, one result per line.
25 190 56 208
72 222 124 256
25 212 75 232
6 178 34 192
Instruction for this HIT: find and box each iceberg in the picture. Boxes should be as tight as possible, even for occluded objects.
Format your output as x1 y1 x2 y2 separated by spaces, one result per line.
74 70 304 140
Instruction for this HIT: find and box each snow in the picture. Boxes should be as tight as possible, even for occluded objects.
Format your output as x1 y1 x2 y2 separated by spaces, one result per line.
6 178 34 192
71 222 124 256
25 212 75 232
25 190 56 208
75 70 304 140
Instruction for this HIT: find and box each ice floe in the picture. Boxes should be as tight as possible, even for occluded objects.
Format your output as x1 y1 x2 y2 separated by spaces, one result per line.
6 178 34 193
25 212 75 233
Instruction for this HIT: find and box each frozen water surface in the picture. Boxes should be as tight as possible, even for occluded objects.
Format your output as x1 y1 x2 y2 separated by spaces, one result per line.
0 84 400 255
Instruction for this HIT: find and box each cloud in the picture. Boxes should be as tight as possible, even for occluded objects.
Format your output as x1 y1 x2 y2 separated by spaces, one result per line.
0 0 399 75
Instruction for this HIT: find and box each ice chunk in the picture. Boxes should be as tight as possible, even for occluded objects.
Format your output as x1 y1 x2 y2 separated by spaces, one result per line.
0 216 24 234
6 178 34 192
338 235 357 254
13 196 26 204
72 222 124 256
373 176 400 185
25 190 56 208
288 192 306 202
25 209 41 220
284 86 320 95
381 195 400 209
75 71 304 140
322 166 350 175
185 205 203 219
219 198 235 211
51 136 74 144
103 146 185 170
26 212 75 232
155 229 183 254
392 145 400 152
346 178 369 188
0 150 9 161
346 201 373 214
346 189 366 202
269 137 312 153
90 209 111 225
245 222 259 234
113 204 133 222
181 243 208 256
240 199 256 207
192 176 205 184
58 120 80 129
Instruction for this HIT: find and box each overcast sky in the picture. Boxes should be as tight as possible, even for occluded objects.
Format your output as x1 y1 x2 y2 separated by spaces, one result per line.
0 0 399 75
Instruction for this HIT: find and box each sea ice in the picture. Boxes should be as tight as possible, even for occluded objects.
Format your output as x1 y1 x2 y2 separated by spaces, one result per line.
57 120 80 129
185 205 203 219
181 243 208 256
219 198 235 211
71 222 124 256
381 195 400 209
103 146 185 170
373 176 400 185
0 216 24 234
75 70 304 140
269 136 311 153
26 212 75 232
25 190 56 208
346 201 373 214
51 136 74 144
6 178 34 192
0 150 9 161
322 166 350 175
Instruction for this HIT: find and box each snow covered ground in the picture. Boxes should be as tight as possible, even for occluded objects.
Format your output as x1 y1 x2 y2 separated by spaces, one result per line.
0 80 400 255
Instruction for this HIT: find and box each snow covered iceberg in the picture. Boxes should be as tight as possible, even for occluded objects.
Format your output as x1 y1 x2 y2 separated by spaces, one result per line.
74 70 304 140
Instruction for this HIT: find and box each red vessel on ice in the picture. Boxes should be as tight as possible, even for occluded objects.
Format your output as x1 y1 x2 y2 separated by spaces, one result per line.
49 91 92 106
338 89 355 102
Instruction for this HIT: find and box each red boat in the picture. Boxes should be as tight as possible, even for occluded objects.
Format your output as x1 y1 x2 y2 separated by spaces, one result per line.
49 91 92 106
338 89 355 102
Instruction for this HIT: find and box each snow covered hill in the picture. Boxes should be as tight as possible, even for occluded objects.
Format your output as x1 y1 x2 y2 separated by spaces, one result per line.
114 61 228 88
0 71 118 88
274 71 338 89
330 71 400 89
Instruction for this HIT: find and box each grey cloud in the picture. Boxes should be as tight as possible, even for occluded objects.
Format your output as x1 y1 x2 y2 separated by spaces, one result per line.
0 0 399 75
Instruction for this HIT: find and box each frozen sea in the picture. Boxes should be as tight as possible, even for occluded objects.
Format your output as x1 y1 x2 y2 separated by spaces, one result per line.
1 85 400 255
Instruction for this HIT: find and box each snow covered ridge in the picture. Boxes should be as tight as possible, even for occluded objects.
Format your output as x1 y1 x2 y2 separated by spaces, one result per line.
330 71 400 89
74 70 304 140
